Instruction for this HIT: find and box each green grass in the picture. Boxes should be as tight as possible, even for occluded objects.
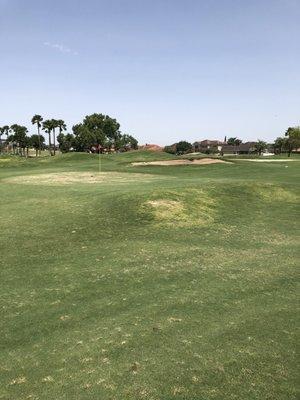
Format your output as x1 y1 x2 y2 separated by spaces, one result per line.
0 151 299 399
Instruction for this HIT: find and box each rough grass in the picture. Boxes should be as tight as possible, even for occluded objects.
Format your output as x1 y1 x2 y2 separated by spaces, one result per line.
3 171 159 185
0 151 299 400
252 184 298 202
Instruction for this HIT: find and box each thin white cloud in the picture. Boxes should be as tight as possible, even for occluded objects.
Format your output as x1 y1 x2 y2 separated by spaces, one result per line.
43 41 78 56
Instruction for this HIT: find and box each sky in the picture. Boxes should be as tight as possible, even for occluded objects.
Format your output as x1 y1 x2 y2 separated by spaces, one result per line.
0 0 299 145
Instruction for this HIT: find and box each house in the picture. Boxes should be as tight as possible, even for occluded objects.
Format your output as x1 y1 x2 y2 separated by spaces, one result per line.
221 142 257 155
89 144 116 154
139 143 163 151
193 140 224 153
0 138 13 153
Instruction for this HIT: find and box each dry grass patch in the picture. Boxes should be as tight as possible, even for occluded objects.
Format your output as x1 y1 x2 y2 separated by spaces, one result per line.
143 189 216 227
253 185 298 202
146 200 184 221
3 172 158 185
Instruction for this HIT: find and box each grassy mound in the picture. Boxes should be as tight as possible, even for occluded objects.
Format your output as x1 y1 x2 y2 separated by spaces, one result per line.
141 189 216 227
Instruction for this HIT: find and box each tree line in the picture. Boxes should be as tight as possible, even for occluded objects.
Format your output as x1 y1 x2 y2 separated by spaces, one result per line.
164 127 300 156
0 113 138 156
273 127 300 156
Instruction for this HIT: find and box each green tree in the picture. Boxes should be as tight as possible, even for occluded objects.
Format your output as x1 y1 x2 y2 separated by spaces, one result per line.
115 134 138 151
176 141 193 155
31 115 43 155
274 137 287 154
9 124 29 156
102 116 121 143
30 134 45 156
72 123 97 152
71 114 137 153
42 120 53 156
285 126 300 157
227 137 235 145
127 135 138 150
227 137 242 146
164 145 176 154
80 114 107 146
254 140 267 155
57 132 74 153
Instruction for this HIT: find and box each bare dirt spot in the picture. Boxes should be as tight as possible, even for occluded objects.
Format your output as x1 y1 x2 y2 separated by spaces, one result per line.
132 158 230 166
4 172 158 185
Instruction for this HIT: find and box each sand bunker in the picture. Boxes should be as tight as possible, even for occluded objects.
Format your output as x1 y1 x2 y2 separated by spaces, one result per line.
132 158 230 166
3 172 158 185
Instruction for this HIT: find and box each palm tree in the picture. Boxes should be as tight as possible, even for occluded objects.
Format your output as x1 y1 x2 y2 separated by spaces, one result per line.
55 119 67 155
42 120 53 156
57 119 67 138
50 119 59 155
31 115 43 156
254 140 267 156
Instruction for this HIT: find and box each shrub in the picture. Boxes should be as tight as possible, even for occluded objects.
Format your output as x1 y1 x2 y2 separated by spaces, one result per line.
176 141 193 155
164 145 176 154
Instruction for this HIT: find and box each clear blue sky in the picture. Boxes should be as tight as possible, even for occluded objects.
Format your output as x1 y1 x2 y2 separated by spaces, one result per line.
0 0 299 145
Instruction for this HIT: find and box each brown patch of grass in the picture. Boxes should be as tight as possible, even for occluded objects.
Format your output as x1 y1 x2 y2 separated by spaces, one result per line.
3 172 158 185
143 189 216 227
146 200 184 221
